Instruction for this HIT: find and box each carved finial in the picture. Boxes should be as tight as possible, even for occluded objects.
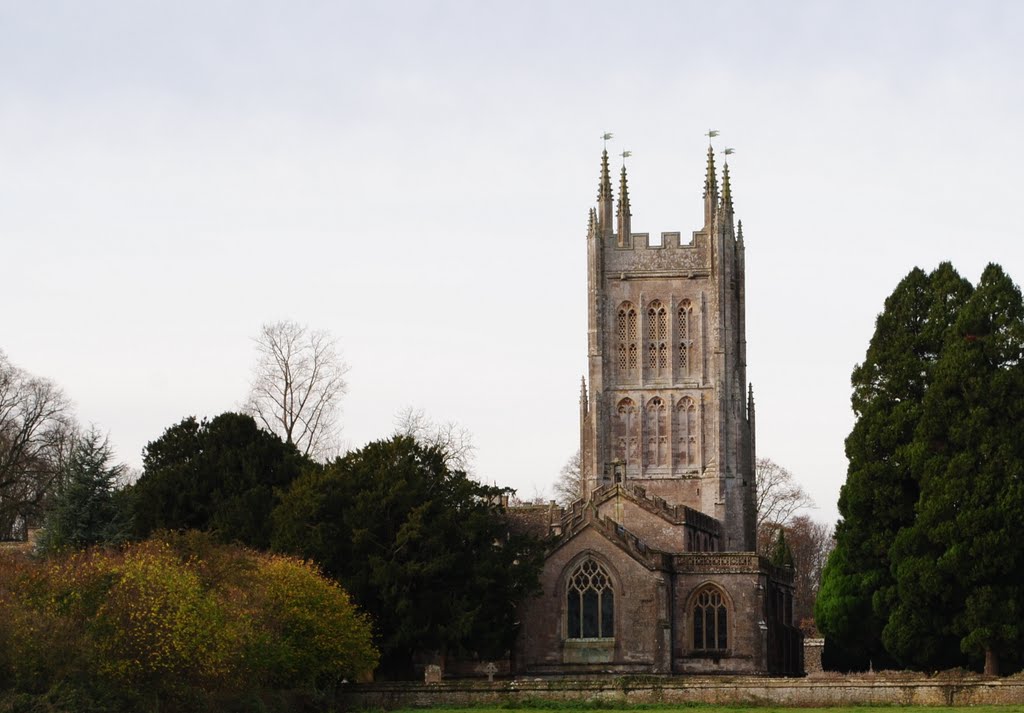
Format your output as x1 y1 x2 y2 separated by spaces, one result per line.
737 219 744 242
587 207 597 237
580 375 587 399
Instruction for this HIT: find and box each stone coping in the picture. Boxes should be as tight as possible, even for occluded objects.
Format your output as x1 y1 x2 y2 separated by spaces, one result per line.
338 674 1024 708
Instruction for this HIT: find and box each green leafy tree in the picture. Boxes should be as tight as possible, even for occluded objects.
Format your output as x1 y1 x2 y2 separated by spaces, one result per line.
817 263 973 670
36 428 129 554
129 413 308 548
888 264 1024 674
272 435 545 678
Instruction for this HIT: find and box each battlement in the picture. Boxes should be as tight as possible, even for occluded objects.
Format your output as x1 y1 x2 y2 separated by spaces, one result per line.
613 231 694 250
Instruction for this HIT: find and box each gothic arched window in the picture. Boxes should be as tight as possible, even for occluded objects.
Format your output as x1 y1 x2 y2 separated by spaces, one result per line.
692 585 728 650
614 398 637 466
645 397 667 466
678 300 693 376
566 559 614 639
617 303 638 378
677 397 698 468
647 301 668 374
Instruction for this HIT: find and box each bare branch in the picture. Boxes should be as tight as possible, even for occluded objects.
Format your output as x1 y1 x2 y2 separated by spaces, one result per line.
553 449 582 508
755 456 815 553
0 350 77 540
243 320 349 461
393 406 476 474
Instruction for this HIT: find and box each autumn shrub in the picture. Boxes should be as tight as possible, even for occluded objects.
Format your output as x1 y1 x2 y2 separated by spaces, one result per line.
0 535 377 707
87 540 232 692
239 554 378 687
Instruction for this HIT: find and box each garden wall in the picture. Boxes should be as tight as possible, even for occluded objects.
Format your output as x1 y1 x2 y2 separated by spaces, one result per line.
339 674 1024 709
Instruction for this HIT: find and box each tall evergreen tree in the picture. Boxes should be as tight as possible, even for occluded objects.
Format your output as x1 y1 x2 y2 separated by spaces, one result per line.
888 264 1024 674
817 263 973 670
37 428 129 554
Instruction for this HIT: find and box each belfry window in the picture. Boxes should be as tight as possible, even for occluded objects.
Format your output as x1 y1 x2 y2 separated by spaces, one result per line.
678 301 692 375
647 301 668 374
692 585 728 650
566 559 614 639
617 304 638 378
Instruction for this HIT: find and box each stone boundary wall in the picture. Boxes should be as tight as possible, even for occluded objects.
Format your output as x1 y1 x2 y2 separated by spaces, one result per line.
339 675 1024 709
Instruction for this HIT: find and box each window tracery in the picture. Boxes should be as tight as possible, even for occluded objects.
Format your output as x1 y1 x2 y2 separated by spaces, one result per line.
678 300 693 375
647 301 668 375
692 585 728 650
617 303 638 378
566 559 614 639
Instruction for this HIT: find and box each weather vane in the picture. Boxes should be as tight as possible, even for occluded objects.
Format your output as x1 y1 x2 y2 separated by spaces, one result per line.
722 147 735 158
706 129 719 144
602 132 613 149
620 150 632 166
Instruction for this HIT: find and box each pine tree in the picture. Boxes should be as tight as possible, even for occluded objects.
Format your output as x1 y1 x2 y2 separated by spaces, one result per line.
37 428 129 554
889 264 1024 674
817 263 973 670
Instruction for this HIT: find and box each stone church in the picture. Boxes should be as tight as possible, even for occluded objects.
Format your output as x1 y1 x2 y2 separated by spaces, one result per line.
512 145 802 676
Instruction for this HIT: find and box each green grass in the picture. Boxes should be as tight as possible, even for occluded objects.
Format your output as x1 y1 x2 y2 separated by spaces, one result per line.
384 707 1024 713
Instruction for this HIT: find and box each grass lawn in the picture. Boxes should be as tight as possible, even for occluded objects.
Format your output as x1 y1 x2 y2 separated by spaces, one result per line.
385 708 1024 713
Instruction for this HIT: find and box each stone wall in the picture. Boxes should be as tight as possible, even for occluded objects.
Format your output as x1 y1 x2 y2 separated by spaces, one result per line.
339 675 1024 709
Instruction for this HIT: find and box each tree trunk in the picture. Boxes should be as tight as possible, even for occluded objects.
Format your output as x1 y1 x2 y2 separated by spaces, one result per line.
984 647 999 676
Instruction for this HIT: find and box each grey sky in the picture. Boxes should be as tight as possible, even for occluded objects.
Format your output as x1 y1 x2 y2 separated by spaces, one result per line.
3 1 1023 523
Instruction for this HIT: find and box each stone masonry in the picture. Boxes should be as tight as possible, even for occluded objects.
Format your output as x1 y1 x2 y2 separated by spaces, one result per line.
513 145 801 676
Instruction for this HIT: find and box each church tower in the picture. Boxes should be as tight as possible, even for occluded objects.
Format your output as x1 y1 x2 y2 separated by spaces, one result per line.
579 144 757 551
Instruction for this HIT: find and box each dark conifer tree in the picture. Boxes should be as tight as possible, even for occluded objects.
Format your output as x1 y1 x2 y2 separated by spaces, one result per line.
271 435 545 678
37 428 129 554
888 264 1024 674
129 412 308 548
817 263 973 670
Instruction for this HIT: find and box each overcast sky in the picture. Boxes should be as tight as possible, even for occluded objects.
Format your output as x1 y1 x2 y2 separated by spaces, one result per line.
3 1 1023 525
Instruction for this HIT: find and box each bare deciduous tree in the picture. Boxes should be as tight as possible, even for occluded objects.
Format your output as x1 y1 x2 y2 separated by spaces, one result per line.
553 449 582 507
755 457 814 554
786 515 834 634
393 406 476 473
0 350 76 540
245 320 348 460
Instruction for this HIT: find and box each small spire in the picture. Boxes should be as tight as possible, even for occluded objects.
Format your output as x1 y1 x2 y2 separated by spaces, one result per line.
737 219 744 242
721 160 733 213
597 148 614 237
703 144 718 229
616 161 631 245
580 375 587 399
703 144 718 200
598 149 612 201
